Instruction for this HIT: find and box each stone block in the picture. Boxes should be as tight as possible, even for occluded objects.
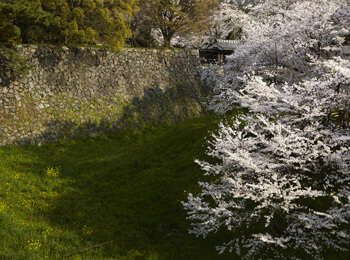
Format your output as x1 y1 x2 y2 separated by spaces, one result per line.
191 50 199 56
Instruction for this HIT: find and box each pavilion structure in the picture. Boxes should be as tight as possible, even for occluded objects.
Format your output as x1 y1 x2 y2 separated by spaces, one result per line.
199 39 240 64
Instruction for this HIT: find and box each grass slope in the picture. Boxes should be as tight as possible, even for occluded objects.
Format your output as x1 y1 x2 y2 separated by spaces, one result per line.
0 113 237 260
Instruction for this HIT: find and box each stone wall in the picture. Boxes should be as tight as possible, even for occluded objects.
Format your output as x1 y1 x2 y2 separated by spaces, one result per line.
0 45 204 145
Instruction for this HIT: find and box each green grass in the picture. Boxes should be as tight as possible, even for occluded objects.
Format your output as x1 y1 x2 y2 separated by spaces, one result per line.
0 113 237 260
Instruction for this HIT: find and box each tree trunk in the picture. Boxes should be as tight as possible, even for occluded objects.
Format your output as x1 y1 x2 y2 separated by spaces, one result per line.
163 34 172 48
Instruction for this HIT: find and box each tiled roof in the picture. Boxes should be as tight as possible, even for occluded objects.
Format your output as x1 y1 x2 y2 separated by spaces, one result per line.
204 39 240 51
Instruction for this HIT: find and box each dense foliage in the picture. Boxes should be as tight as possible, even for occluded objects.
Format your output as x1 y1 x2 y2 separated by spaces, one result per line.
0 0 254 49
0 0 137 50
184 0 350 259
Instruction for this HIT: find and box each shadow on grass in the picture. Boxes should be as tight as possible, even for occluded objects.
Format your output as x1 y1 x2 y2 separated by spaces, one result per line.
2 53 239 258
14 114 237 259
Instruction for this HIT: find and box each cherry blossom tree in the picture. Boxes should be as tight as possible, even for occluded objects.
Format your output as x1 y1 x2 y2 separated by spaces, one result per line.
173 3 248 48
205 3 247 41
224 0 261 12
183 0 350 259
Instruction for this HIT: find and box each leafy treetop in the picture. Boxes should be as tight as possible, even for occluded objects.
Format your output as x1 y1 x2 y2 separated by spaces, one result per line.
0 0 137 51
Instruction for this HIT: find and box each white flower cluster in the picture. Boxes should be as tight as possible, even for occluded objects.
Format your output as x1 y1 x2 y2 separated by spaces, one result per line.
184 0 350 259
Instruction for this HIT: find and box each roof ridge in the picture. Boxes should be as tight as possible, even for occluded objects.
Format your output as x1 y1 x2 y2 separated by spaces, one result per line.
217 39 239 43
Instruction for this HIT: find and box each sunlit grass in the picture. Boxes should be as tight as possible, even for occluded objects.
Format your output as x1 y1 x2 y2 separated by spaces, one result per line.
0 113 238 260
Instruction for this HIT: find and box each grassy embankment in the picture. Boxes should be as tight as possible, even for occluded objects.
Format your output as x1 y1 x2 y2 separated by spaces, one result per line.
0 113 240 260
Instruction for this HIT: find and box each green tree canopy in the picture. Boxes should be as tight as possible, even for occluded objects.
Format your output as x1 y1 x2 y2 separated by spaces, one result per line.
0 0 137 50
0 0 52 44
